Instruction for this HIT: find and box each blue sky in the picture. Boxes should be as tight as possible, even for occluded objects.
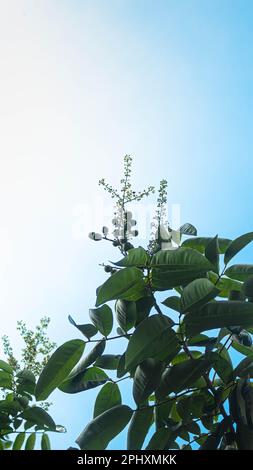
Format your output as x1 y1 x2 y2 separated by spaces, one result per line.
1 0 253 449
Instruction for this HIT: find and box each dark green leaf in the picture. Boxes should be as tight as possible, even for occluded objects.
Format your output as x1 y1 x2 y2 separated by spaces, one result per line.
146 427 173 450
95 354 121 370
21 407 56 430
89 305 113 336
93 382 121 418
125 315 178 369
224 232 253 265
41 433 51 450
68 316 98 339
184 301 253 336
115 300 136 332
133 359 164 405
135 296 154 325
151 247 212 290
205 235 219 273
127 406 153 450
180 223 197 236
156 358 212 399
12 432 25 450
111 247 150 267
25 433 36 450
180 278 219 313
76 405 133 450
96 268 145 306
0 360 13 374
225 265 253 282
35 339 85 400
162 296 181 312
59 366 108 394
233 355 253 378
182 237 231 254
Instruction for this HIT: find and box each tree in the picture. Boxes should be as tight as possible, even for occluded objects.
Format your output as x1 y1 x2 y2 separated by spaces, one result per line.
0 318 65 450
36 155 253 450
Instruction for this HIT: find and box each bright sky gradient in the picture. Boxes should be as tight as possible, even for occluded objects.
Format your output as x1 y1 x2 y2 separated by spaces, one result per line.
1 0 253 449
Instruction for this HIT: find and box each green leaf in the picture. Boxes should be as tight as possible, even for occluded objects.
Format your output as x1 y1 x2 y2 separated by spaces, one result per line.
76 405 133 450
135 296 154 326
225 265 253 282
156 358 212 399
224 232 253 265
243 276 253 298
35 339 85 400
146 427 173 450
180 223 197 236
95 354 121 370
180 278 219 313
162 296 181 312
115 300 136 332
0 400 23 414
0 371 13 389
89 305 113 336
125 314 178 369
151 247 212 290
210 352 233 383
0 360 13 374
12 432 25 450
232 340 253 357
93 382 121 418
25 432 36 450
182 237 231 254
68 316 98 339
205 235 219 273
216 276 243 298
171 351 202 365
233 355 253 378
67 340 105 377
41 433 51 450
96 267 145 306
59 366 108 394
127 406 153 450
184 301 253 336
21 407 56 430
111 247 150 267
133 359 164 405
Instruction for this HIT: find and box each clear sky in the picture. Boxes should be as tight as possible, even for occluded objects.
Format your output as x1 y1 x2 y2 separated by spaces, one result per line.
1 0 253 449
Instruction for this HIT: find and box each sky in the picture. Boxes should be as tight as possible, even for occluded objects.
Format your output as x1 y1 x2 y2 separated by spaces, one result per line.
1 0 253 449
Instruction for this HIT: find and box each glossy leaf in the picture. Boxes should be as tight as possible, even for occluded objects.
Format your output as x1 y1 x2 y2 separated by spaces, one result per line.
93 382 121 418
111 247 150 267
127 406 153 450
224 232 253 265
68 316 98 339
125 314 178 369
96 268 145 306
76 405 133 450
25 433 36 450
35 339 85 400
156 358 212 399
205 235 219 273
95 354 121 370
12 432 25 450
184 301 253 336
151 247 212 290
21 407 56 430
89 305 113 336
59 366 108 394
115 299 136 332
133 359 164 405
225 265 253 282
180 223 197 236
182 237 231 254
41 433 51 450
180 278 219 313
162 296 181 312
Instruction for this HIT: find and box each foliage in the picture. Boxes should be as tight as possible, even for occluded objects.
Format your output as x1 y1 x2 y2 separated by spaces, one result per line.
36 156 253 450
0 318 64 450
